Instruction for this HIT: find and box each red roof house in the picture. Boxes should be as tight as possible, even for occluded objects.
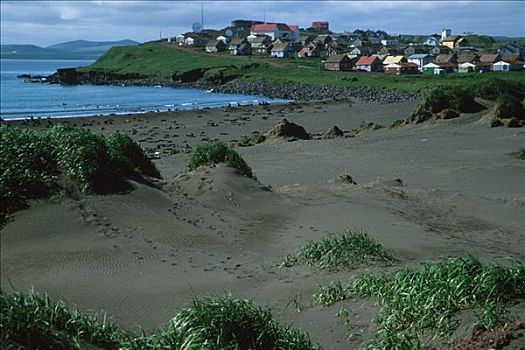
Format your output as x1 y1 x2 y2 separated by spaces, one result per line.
355 55 383 72
312 21 329 30
250 22 298 41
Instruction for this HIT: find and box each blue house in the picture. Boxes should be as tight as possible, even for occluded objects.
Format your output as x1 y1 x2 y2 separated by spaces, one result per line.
271 42 294 58
497 44 525 57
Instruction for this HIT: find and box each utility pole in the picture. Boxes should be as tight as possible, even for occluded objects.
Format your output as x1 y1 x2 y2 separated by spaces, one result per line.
201 3 204 30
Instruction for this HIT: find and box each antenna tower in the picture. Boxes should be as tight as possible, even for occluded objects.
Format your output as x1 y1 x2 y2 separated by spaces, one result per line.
201 3 204 30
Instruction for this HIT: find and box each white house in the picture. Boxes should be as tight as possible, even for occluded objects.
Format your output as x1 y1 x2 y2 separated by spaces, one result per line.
216 35 227 44
250 23 297 41
492 60 523 72
458 62 476 73
247 34 257 43
176 34 185 43
408 54 433 69
184 37 195 46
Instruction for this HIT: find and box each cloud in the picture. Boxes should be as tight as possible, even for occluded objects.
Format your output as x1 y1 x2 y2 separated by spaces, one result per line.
1 1 524 46
57 6 81 20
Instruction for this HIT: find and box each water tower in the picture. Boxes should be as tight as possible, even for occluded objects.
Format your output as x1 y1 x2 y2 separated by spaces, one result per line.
192 22 202 33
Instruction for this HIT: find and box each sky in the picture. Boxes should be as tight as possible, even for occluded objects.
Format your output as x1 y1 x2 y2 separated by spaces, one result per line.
1 1 524 46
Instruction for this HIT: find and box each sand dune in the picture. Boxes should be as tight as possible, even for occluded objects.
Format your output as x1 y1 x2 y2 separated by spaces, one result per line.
2 100 524 349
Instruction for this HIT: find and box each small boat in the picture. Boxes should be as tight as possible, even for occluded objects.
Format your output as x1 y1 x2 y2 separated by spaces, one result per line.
206 89 214 93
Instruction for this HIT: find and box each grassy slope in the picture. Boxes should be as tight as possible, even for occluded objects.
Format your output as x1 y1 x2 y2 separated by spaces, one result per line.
86 42 246 77
83 42 525 92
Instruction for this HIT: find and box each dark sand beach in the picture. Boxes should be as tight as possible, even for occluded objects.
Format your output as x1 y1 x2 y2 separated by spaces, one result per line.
2 99 524 348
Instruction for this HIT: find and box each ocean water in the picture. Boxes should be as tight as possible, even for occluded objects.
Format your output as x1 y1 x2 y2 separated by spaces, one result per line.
0 59 288 120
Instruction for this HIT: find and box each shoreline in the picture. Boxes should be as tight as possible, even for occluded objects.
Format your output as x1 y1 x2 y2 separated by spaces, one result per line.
0 98 293 122
27 67 422 103
3 98 351 125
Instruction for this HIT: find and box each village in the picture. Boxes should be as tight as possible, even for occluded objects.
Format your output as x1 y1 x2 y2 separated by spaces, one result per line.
168 19 525 75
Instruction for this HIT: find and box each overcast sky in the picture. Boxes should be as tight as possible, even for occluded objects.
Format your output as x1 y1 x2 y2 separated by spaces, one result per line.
1 1 524 46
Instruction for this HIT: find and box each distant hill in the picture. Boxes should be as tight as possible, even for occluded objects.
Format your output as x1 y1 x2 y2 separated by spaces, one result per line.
1 39 140 60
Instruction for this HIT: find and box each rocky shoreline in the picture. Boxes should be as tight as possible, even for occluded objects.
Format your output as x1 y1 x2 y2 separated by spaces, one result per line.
26 68 421 104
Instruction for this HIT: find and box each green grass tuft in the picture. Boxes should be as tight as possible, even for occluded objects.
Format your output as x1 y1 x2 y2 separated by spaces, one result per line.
105 132 161 178
0 290 123 349
187 141 254 178
313 257 525 349
155 296 318 349
0 125 160 225
1 290 318 350
282 230 394 270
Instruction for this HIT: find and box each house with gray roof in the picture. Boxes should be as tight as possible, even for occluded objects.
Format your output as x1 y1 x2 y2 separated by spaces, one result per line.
407 54 433 69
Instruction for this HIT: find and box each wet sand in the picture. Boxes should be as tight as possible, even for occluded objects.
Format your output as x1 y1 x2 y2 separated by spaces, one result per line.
2 99 524 349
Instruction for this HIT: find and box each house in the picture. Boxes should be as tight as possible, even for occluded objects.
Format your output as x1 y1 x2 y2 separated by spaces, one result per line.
407 54 433 69
458 62 477 73
205 40 227 53
441 28 451 40
349 47 362 55
229 38 252 56
429 46 451 56
247 34 258 43
381 39 399 47
216 35 228 44
324 54 353 71
441 35 467 49
492 60 524 72
496 44 524 56
457 52 479 64
288 25 300 41
298 43 320 57
299 34 316 46
404 46 427 56
435 53 457 65
312 21 329 30
377 46 390 55
383 55 407 66
502 53 523 63
250 22 297 41
384 62 419 75
250 35 273 54
229 37 249 55
422 62 440 74
237 43 252 56
271 42 294 58
176 34 185 44
424 35 441 47
355 55 383 72
314 34 333 47
327 42 348 56
479 54 501 65
184 37 195 46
